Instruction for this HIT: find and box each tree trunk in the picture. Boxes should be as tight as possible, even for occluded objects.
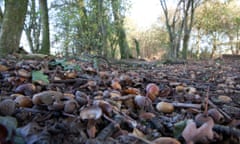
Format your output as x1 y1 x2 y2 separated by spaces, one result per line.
24 0 41 53
111 0 130 59
0 0 28 57
211 35 217 58
39 0 50 54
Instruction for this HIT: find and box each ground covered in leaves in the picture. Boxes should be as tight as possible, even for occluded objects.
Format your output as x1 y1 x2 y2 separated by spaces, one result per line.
0 54 240 144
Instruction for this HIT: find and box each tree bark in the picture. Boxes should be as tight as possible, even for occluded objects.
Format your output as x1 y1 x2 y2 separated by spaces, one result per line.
111 0 130 59
0 0 28 57
39 0 50 54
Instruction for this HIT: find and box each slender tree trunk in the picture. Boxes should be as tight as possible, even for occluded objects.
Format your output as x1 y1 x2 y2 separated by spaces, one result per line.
24 0 41 53
0 0 28 57
0 7 3 27
111 0 130 59
211 34 217 58
196 30 201 59
39 0 50 54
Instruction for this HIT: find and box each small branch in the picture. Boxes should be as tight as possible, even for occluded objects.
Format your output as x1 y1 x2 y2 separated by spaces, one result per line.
96 115 123 141
172 102 202 109
17 107 48 114
204 86 210 115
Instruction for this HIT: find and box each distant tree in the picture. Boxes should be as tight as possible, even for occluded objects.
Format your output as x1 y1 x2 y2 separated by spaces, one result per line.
111 0 130 59
39 0 50 54
0 0 28 57
24 0 41 53
159 0 201 59
194 0 240 58
51 0 130 58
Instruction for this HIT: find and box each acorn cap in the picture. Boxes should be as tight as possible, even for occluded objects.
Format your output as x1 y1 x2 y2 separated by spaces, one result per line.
80 106 102 120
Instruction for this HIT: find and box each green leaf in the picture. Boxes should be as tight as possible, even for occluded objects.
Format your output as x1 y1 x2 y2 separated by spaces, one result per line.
49 58 81 71
32 71 49 85
173 120 188 138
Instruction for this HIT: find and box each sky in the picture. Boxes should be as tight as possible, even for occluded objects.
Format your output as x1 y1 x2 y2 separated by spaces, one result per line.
128 0 162 29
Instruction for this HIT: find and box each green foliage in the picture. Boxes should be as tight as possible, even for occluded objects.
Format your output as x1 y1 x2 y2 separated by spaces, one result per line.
32 70 49 85
193 0 240 58
51 0 130 58
50 58 81 71
126 23 168 59
173 120 187 138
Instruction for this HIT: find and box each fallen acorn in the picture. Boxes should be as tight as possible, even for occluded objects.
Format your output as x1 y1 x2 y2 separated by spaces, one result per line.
14 95 33 107
32 90 63 105
217 95 232 103
0 99 16 116
48 100 64 111
175 85 185 93
14 83 36 96
208 108 224 124
80 106 103 120
93 100 113 116
134 95 152 110
16 69 31 78
156 102 174 113
195 113 213 124
64 99 79 113
146 83 159 101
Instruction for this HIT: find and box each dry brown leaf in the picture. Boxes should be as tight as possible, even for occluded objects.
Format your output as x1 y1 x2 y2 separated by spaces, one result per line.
152 137 181 144
132 127 145 138
111 79 122 90
182 119 214 144
122 87 140 95
0 64 8 72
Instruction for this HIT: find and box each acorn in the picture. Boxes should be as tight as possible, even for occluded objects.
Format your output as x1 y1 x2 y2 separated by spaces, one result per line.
156 102 174 113
16 69 31 78
208 108 224 124
176 85 185 93
217 95 232 103
134 95 152 109
64 99 79 113
93 100 113 116
195 113 213 124
15 83 36 96
146 83 159 101
80 106 103 120
0 99 16 116
32 91 63 105
14 96 33 107
48 100 64 111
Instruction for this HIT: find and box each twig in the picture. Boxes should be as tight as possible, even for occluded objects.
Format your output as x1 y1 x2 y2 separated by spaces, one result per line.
96 115 123 141
17 107 48 114
196 122 240 138
172 102 202 109
204 86 210 116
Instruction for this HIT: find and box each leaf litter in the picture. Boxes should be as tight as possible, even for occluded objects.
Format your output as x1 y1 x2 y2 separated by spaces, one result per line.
0 55 240 144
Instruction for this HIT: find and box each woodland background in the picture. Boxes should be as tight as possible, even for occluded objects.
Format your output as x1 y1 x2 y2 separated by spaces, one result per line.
0 0 239 60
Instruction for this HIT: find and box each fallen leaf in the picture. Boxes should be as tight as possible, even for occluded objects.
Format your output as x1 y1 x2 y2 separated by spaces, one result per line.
152 137 180 144
32 71 49 85
182 119 214 144
0 64 8 72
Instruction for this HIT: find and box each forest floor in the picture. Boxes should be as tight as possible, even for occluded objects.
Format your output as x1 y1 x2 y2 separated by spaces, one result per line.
0 54 240 144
